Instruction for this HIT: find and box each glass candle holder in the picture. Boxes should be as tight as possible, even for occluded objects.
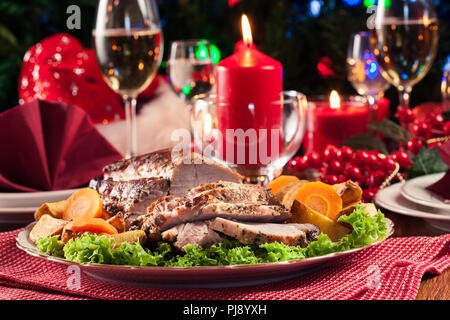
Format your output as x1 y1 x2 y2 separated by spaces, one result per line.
303 95 371 154
191 91 307 184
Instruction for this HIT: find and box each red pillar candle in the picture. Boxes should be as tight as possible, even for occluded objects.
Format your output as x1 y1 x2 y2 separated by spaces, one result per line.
375 97 390 121
216 15 283 165
303 91 370 153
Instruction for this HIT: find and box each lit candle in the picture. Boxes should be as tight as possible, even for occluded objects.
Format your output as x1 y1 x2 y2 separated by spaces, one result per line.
304 91 370 153
216 14 283 165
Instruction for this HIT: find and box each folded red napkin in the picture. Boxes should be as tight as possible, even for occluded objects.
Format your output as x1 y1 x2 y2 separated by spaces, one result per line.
426 141 450 200
0 229 448 300
0 100 123 192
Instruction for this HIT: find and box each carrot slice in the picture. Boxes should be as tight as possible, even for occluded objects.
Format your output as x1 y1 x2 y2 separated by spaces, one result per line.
267 175 300 195
65 218 118 235
294 181 343 221
62 188 103 221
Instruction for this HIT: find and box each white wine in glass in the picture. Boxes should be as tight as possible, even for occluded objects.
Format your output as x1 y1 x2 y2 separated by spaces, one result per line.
167 40 215 100
373 0 439 109
93 0 163 158
347 32 391 100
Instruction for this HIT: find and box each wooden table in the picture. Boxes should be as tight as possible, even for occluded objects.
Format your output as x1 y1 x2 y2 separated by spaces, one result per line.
383 211 449 300
0 210 448 300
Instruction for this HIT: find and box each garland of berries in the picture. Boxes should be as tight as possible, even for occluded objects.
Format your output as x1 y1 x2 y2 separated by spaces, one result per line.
288 108 450 202
396 107 450 151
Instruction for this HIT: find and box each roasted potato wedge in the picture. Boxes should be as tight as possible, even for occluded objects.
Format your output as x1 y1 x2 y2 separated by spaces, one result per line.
333 180 362 208
34 200 66 221
275 180 309 210
107 230 147 249
289 200 351 242
106 213 125 233
30 214 68 243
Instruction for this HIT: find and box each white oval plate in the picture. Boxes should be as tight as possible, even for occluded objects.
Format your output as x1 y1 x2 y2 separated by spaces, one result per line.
376 182 450 232
0 188 80 209
16 221 393 288
401 173 450 211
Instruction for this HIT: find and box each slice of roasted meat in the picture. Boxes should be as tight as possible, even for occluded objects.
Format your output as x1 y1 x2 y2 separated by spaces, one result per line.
89 177 169 228
161 220 228 252
210 217 320 247
133 181 291 240
102 148 242 196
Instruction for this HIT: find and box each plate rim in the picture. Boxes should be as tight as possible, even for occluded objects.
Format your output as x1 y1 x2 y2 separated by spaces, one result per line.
375 182 450 221
15 219 394 272
0 207 38 214
400 173 450 211
0 188 82 200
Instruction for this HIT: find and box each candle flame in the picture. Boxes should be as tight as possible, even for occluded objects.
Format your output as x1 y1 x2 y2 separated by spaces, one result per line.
241 14 253 46
330 90 341 109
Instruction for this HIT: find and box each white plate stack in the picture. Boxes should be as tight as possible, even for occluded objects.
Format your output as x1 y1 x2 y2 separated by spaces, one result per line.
375 173 450 232
0 189 78 225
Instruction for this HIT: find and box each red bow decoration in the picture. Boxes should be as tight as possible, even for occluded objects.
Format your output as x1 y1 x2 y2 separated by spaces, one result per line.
18 33 159 124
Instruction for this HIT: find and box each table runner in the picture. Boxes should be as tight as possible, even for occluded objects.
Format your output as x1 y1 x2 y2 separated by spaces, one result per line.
0 229 449 300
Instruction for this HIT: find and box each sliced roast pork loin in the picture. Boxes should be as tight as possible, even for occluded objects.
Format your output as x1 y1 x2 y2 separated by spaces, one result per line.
210 218 320 247
134 181 291 240
91 149 242 229
161 220 228 252
161 218 319 251
89 177 169 228
102 149 242 196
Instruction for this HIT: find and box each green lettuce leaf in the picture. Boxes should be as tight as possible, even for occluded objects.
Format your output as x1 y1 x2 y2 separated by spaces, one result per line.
36 235 64 257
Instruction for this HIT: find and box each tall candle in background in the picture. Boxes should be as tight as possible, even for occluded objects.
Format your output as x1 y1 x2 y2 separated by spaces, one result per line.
304 91 369 153
216 15 283 166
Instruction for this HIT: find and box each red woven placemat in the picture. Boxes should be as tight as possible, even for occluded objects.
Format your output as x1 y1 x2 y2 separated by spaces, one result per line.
0 229 449 300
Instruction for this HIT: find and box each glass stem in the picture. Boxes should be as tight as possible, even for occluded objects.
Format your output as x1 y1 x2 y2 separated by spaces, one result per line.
399 87 412 109
367 95 377 124
123 96 138 158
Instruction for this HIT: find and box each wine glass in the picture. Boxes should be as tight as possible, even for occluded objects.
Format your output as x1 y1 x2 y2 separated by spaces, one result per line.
167 40 215 101
93 0 163 158
373 0 439 109
347 32 391 108
442 71 450 111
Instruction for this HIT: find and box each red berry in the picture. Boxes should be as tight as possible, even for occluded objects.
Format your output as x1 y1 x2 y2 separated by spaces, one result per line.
410 121 432 139
353 150 371 166
338 146 354 163
304 151 322 169
428 112 444 130
366 170 386 188
391 151 412 169
362 188 379 203
406 138 424 155
367 153 380 170
428 141 442 149
380 157 397 172
322 145 339 162
322 174 339 185
344 165 362 183
395 107 415 124
443 122 450 136
327 160 344 174
288 156 308 171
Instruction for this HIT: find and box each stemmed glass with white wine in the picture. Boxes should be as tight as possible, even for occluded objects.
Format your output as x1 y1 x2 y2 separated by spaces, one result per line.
373 0 439 110
347 32 391 108
93 0 163 158
167 40 215 101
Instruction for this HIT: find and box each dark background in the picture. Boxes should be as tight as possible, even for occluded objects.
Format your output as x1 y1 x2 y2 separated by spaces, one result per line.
0 0 449 113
